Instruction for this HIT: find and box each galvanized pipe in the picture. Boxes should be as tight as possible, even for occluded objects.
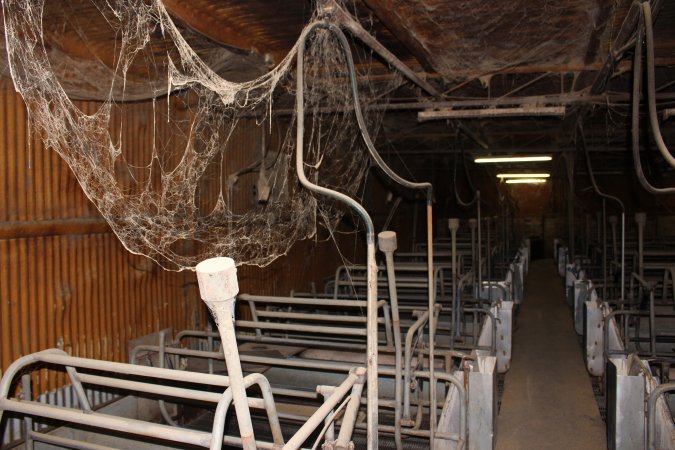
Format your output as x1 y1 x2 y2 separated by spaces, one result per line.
196 257 255 450
609 215 618 263
477 192 482 291
402 309 430 422
647 382 675 450
335 369 367 449
295 22 378 448
209 372 285 450
378 230 403 450
636 213 646 278
449 218 460 348
285 368 365 449
469 218 477 279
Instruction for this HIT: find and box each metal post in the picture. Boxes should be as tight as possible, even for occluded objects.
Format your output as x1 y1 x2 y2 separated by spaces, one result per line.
378 231 403 450
636 213 646 278
487 217 492 284
477 191 482 292
609 215 618 264
602 200 607 300
469 218 477 278
449 218 460 349
621 213 626 307
196 257 255 450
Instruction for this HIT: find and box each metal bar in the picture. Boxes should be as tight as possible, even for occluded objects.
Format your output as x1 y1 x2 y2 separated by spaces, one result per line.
238 294 368 308
647 382 675 450
254 310 368 323
1 400 214 447
418 106 566 121
236 320 368 336
334 371 367 449
378 231 403 449
285 368 364 449
29 431 119 450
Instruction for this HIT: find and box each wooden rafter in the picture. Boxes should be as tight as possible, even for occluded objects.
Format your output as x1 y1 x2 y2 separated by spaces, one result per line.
361 0 435 73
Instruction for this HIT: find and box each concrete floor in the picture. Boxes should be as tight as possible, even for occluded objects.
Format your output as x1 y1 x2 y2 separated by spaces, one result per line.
496 259 607 450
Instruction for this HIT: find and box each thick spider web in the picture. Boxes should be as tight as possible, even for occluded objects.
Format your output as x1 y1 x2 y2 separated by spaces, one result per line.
2 0 399 270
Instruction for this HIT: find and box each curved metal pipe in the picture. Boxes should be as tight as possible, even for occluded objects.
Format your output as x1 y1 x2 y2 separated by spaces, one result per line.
578 124 625 304
335 24 437 441
642 2 675 168
631 10 675 194
647 382 675 450
295 21 378 449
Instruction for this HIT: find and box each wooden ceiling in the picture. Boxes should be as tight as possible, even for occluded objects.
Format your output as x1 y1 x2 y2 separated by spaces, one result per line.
1 0 674 166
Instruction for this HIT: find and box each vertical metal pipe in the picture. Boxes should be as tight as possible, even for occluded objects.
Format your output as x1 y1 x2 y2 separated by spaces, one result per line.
196 257 255 450
294 22 379 448
469 219 477 277
378 231 402 450
426 200 436 446
602 200 607 300
335 372 367 450
567 158 575 261
22 374 34 450
647 383 675 450
621 213 626 306
448 218 460 350
609 215 618 264
487 218 492 284
636 213 646 278
477 191 482 291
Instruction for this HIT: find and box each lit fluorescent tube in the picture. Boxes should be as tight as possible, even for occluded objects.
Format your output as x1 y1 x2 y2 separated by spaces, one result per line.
505 178 548 184
474 155 552 163
497 173 550 179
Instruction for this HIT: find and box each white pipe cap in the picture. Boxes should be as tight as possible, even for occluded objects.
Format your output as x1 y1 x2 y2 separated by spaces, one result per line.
468 218 477 229
448 218 460 232
196 257 239 302
635 212 646 226
378 231 398 252
609 215 618 225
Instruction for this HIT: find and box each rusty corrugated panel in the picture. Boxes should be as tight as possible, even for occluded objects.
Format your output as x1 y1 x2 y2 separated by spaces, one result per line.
0 88 201 397
0 84 359 399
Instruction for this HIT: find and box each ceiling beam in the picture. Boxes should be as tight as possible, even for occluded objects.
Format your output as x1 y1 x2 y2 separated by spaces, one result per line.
360 0 435 73
161 0 266 56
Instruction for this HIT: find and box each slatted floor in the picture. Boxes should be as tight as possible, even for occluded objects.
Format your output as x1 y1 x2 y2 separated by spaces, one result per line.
496 259 607 450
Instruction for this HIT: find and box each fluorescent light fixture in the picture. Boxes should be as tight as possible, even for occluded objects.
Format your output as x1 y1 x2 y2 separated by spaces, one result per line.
497 173 550 179
418 106 565 122
474 155 552 163
505 178 548 184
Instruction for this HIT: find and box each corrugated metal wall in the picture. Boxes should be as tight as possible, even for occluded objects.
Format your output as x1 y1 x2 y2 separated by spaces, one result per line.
0 84 358 397
0 85 201 396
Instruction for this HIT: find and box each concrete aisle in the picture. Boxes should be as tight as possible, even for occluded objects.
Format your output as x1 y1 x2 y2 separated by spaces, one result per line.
496 259 606 450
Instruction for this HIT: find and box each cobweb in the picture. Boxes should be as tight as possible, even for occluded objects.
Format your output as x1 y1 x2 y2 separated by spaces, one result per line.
2 0 400 270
